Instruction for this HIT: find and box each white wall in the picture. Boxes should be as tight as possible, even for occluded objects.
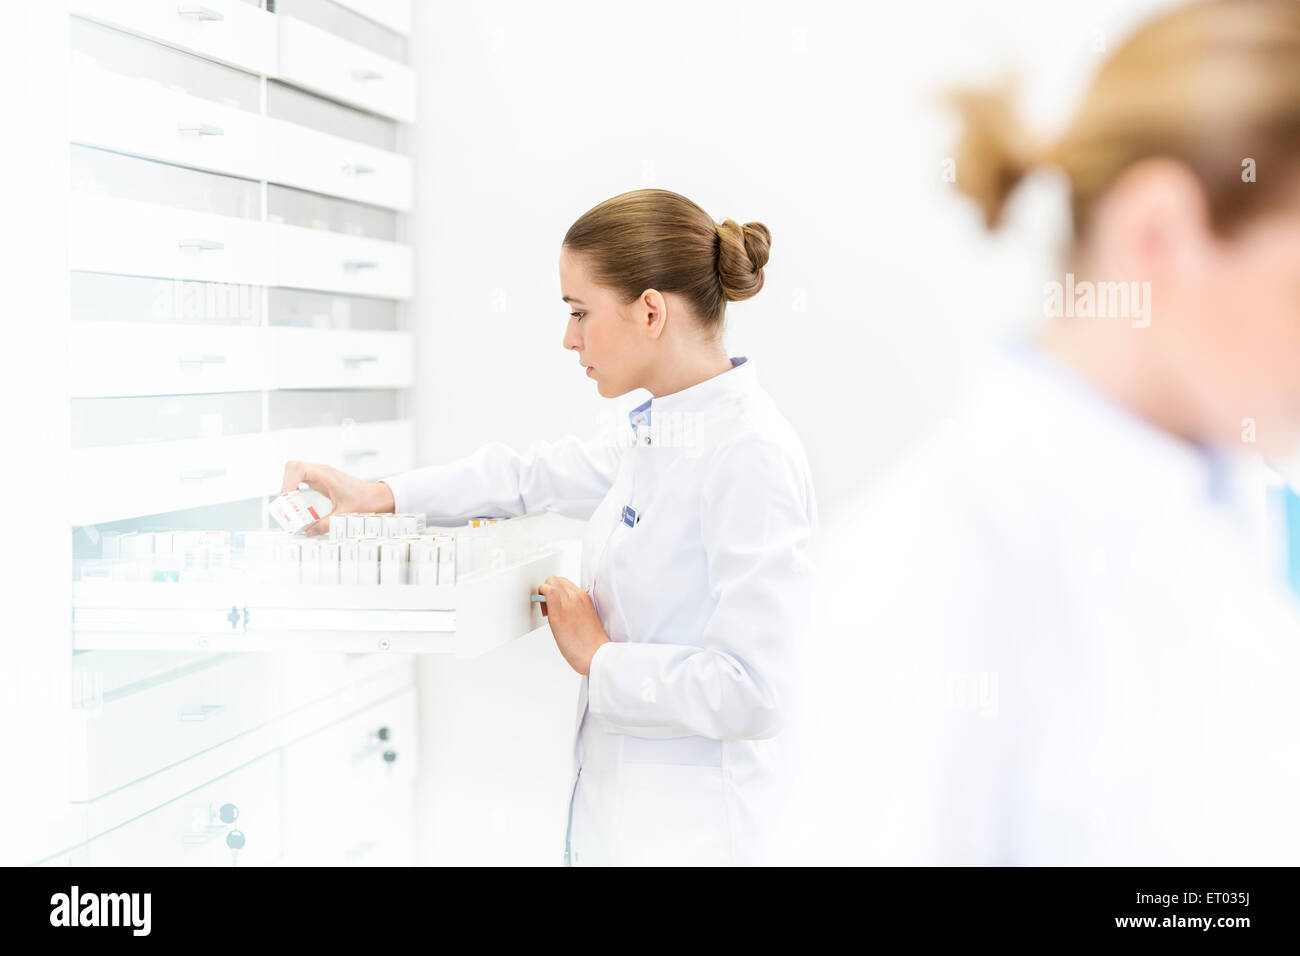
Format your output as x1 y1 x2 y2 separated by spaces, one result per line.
406 0 1178 863
0 0 75 861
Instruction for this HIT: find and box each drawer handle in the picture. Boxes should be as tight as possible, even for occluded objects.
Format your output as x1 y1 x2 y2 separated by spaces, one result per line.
342 354 379 366
177 4 225 21
178 703 227 720
179 468 227 481
351 69 385 81
178 238 225 252
344 449 379 462
342 259 378 271
178 122 225 136
178 355 227 366
342 163 376 176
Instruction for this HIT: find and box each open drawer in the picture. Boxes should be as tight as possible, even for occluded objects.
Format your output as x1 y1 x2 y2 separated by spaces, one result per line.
73 543 578 657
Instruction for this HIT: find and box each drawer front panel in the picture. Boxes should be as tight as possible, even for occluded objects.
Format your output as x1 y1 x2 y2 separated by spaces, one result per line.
277 16 415 122
68 64 266 182
70 322 274 398
72 654 281 802
280 687 417 865
273 222 412 299
69 195 273 287
83 750 281 866
69 432 275 525
267 119 412 210
275 328 412 389
69 0 277 76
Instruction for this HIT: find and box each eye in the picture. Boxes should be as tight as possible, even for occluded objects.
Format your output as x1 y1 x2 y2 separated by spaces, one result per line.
570 311 586 320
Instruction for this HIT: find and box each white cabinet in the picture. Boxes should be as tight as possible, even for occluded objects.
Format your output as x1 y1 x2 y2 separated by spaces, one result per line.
69 322 274 398
81 750 281 866
275 328 412 389
56 0 433 870
277 16 416 123
68 0 278 77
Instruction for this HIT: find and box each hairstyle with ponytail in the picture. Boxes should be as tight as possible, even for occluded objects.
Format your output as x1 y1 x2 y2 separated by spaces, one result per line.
949 0 1300 237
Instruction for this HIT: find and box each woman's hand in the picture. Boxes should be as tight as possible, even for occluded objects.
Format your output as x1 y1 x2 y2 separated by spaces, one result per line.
280 460 395 537
538 575 610 676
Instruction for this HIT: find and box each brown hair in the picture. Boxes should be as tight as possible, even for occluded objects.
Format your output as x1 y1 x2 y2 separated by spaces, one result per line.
949 0 1300 236
562 188 771 328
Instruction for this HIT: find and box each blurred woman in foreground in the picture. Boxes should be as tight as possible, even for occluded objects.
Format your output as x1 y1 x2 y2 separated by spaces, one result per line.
794 0 1300 864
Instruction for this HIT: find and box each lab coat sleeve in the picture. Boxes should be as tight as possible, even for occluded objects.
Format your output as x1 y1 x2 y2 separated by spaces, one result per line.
379 429 624 524
586 437 817 740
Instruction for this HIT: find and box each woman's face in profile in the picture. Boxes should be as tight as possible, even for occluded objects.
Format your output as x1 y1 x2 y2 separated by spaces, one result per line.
558 248 647 399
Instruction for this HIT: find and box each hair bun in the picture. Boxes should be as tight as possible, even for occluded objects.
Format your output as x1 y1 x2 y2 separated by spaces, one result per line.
715 219 771 301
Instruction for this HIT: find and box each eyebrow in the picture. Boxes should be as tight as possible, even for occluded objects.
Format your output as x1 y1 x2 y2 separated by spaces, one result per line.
561 296 586 305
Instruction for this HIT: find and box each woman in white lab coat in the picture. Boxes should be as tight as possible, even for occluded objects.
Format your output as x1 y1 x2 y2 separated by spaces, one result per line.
282 188 818 866
787 0 1300 864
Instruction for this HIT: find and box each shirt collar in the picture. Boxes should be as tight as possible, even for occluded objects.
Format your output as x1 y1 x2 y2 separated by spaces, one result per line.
627 356 754 432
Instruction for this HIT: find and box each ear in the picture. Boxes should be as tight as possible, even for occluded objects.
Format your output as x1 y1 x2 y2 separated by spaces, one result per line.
1091 157 1214 278
639 289 668 339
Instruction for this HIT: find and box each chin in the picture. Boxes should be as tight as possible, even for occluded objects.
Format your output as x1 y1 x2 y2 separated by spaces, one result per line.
596 379 632 399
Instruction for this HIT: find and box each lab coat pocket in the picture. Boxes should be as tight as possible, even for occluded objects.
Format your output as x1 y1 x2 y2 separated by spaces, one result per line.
615 761 732 865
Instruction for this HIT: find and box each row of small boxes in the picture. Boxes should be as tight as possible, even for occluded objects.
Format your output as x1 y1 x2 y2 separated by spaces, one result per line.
329 513 426 540
79 516 510 586
268 533 455 586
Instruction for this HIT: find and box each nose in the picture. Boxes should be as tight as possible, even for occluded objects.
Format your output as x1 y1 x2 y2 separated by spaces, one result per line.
562 315 582 352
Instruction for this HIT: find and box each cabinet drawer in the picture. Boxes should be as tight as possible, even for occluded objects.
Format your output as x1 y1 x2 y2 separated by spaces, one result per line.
83 750 281 866
273 223 412 299
266 118 411 210
71 654 281 802
68 0 277 77
333 0 412 36
68 63 266 182
274 328 411 389
69 194 273 287
69 432 276 525
271 420 413 479
277 16 415 123
70 322 274 398
280 687 417 865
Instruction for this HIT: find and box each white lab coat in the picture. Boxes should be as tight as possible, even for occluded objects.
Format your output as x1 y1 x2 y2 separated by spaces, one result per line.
782 342 1300 864
382 356 819 865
